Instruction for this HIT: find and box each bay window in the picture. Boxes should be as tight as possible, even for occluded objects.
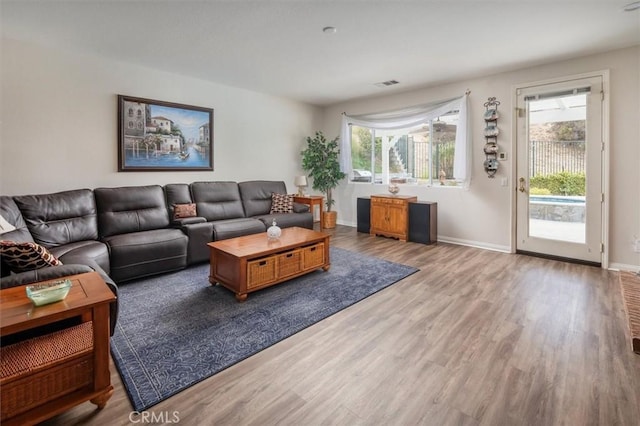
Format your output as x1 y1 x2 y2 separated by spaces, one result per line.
340 93 470 187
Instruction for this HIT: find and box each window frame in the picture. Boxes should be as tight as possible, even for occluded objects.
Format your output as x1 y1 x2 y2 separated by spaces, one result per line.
348 109 462 187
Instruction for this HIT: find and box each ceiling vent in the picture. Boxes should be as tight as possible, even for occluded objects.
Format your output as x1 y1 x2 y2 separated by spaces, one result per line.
375 80 400 88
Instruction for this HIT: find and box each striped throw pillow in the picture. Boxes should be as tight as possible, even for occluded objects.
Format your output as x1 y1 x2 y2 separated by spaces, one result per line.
0 241 63 273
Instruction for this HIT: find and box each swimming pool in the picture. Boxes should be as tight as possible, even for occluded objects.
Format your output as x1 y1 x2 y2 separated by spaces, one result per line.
529 195 585 222
529 195 585 205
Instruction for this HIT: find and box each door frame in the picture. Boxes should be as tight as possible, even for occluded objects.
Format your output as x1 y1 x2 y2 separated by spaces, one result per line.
510 70 610 268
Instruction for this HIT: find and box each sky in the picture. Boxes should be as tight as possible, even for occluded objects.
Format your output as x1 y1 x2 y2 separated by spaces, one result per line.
150 105 210 142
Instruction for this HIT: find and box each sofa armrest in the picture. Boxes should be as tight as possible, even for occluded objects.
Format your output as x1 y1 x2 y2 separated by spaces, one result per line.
172 216 208 226
292 202 310 213
1 261 119 336
0 264 93 289
179 221 215 264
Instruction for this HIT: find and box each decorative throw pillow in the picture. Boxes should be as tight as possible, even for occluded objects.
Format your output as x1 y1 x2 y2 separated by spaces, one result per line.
270 193 294 214
0 240 63 273
0 214 16 235
173 203 197 219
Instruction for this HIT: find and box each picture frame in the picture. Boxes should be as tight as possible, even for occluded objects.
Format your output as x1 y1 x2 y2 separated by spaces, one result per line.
118 95 213 171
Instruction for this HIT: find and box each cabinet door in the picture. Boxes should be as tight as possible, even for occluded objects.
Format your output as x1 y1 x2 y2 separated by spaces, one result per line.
387 203 407 234
370 202 388 231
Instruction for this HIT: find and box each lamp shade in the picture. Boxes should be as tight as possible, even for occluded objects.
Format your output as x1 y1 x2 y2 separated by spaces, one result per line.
294 176 308 187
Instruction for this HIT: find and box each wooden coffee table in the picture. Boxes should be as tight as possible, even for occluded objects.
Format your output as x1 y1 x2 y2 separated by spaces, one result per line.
0 272 115 426
208 226 330 301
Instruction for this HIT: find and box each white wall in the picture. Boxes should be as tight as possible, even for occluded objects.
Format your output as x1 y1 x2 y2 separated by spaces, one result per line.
0 38 321 195
322 46 640 270
2 38 638 270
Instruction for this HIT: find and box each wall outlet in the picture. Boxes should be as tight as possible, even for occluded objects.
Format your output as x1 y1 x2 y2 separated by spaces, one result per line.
498 152 508 161
634 238 640 253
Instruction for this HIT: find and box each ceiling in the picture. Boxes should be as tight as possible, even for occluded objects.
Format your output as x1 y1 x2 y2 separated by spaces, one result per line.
2 1 639 106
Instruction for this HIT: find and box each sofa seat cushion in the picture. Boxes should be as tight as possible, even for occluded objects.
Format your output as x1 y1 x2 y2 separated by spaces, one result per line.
211 218 266 241
50 240 110 274
102 229 187 283
254 212 314 230
0 241 63 273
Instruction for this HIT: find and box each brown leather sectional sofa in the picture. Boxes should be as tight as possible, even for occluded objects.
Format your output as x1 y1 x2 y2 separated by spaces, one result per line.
0 180 313 333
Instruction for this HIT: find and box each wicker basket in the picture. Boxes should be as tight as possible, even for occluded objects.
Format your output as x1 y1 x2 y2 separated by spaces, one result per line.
322 211 337 229
277 250 302 278
247 257 276 288
302 243 325 270
1 322 94 421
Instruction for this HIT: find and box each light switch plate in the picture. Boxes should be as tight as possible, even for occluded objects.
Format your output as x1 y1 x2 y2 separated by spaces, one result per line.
498 152 508 161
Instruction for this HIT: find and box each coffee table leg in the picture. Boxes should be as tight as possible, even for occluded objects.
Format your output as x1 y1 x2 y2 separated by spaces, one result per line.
236 293 248 302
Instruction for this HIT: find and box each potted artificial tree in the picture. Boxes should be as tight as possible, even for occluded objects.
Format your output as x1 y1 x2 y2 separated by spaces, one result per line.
301 131 346 229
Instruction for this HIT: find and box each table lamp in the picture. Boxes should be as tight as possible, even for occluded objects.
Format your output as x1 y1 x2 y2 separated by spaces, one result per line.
294 175 308 196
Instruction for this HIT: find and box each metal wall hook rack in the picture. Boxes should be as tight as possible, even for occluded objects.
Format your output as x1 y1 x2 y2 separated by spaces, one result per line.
483 97 500 178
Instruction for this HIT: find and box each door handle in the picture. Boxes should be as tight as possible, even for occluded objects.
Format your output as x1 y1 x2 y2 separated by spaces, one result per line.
519 177 527 193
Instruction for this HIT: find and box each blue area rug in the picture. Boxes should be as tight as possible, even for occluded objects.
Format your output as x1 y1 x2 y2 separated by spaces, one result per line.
110 247 418 411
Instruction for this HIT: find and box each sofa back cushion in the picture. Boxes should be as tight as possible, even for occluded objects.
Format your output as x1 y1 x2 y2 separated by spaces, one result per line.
94 186 170 237
190 182 245 221
164 184 195 221
13 189 98 248
0 196 35 278
0 196 34 244
239 181 287 217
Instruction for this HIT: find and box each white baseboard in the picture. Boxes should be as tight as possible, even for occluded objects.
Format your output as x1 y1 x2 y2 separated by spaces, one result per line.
609 263 640 273
436 236 511 253
336 221 511 253
337 220 357 228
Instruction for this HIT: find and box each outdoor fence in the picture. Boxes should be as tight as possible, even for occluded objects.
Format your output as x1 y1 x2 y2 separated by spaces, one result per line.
395 139 454 180
394 139 584 180
530 140 585 176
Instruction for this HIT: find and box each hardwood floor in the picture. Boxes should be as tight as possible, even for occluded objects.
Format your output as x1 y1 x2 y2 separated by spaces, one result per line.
43 225 640 425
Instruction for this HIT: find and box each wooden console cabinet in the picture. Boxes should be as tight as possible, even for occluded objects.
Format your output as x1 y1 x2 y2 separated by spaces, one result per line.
370 195 417 241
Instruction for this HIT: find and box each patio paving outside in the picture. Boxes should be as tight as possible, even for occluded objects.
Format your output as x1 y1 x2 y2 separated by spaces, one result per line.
529 218 585 244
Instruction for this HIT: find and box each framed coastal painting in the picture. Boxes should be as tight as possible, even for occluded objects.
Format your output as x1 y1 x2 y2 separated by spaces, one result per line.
118 95 213 171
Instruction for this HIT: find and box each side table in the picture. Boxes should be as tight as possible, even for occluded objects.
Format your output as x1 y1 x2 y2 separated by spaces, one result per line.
293 195 324 228
0 272 116 426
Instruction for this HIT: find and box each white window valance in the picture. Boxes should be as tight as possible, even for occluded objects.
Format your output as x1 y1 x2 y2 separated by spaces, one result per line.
340 93 471 183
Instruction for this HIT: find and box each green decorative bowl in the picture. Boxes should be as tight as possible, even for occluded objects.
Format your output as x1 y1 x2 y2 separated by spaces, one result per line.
26 279 72 306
